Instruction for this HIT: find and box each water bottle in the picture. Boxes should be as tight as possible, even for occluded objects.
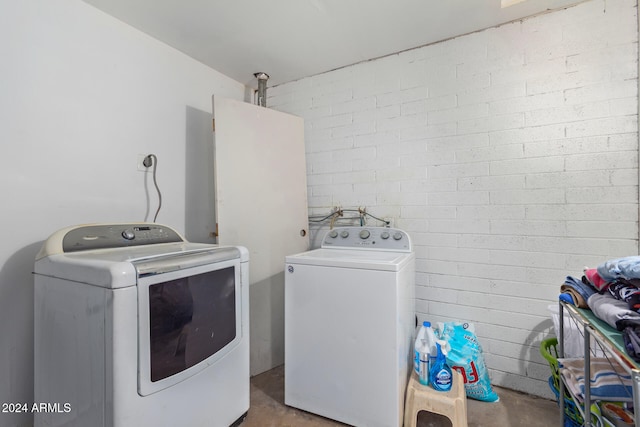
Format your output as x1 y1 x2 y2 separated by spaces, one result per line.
418 347 430 386
414 321 437 385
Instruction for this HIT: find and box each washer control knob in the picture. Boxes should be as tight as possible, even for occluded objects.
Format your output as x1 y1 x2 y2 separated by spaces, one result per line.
340 230 349 238
393 232 403 240
329 230 338 238
122 229 135 240
381 231 390 239
359 230 370 239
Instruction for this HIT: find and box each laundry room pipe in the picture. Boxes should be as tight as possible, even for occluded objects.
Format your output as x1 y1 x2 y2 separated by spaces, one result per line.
254 72 269 107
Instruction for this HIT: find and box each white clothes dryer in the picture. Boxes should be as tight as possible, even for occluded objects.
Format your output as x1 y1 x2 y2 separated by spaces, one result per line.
284 226 415 427
33 223 249 427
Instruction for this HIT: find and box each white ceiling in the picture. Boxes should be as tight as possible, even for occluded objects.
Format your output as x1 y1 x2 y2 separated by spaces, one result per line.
82 0 584 87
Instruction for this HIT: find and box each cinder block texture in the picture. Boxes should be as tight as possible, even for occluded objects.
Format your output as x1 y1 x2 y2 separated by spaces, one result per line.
270 0 638 398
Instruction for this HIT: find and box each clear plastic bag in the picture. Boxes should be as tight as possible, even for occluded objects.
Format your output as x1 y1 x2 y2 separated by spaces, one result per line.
548 304 605 358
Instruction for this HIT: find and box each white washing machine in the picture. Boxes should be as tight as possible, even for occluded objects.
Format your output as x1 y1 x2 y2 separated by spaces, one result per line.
33 223 250 427
284 226 415 427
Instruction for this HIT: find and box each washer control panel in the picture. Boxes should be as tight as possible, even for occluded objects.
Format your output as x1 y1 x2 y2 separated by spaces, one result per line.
321 227 411 251
62 223 184 253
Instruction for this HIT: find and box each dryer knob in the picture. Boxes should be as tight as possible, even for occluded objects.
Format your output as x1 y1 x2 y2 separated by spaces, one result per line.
329 230 338 238
359 230 370 239
122 229 135 240
393 232 403 240
381 231 390 239
340 230 349 238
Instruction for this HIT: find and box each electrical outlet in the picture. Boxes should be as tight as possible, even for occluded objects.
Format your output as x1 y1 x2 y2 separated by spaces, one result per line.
137 154 151 172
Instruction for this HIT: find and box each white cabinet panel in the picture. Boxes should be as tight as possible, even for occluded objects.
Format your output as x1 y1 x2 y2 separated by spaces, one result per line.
212 95 309 375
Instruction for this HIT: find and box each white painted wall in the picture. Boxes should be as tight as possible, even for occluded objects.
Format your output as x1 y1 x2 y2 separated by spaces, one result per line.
270 0 639 398
0 1 245 426
2 0 637 422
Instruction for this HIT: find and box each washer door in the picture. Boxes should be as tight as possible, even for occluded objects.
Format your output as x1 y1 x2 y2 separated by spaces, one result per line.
136 255 242 396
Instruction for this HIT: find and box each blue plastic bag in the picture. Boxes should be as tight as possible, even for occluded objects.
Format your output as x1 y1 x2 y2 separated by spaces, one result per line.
438 322 499 402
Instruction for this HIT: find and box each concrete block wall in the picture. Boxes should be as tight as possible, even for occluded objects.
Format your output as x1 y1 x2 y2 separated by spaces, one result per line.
270 0 639 397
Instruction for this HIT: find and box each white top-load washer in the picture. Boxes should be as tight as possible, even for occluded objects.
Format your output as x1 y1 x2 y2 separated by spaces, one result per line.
33 223 249 427
284 226 415 427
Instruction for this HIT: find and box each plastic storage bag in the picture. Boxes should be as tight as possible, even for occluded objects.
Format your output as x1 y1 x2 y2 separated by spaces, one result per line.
547 304 605 358
438 322 499 402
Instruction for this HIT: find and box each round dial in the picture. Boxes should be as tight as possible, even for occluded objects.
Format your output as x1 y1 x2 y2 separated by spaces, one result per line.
359 230 370 239
121 229 135 240
393 232 403 240
381 231 390 239
329 230 338 238
340 230 349 238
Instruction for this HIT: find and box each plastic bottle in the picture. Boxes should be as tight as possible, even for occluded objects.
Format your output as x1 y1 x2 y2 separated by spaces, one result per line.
414 323 426 374
429 342 453 392
418 348 430 386
414 321 437 385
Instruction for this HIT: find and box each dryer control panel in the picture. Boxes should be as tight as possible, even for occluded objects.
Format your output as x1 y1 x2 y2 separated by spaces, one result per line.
320 227 411 252
61 223 184 253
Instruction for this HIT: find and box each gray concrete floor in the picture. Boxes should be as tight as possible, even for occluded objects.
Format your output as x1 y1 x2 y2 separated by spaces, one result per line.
241 365 561 427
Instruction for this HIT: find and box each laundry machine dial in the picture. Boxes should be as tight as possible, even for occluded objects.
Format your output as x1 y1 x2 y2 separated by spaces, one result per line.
359 230 370 239
122 229 135 240
340 230 349 238
380 231 390 239
393 232 403 240
329 230 338 238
